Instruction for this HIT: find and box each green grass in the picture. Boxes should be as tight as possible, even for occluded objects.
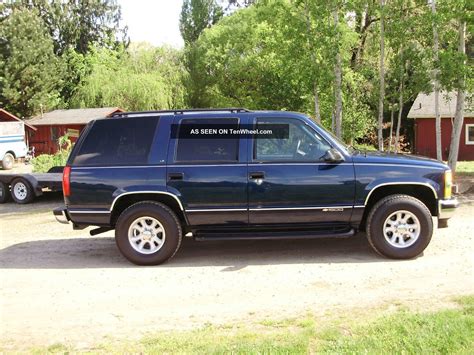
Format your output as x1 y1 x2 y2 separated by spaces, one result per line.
455 161 474 175
11 295 474 354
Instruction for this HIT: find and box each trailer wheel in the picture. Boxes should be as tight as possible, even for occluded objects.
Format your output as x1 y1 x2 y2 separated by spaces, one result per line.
11 178 34 204
0 181 11 203
2 153 14 170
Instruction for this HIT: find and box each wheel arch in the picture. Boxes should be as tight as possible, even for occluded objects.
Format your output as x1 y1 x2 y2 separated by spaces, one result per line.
360 183 438 230
110 192 188 229
4 150 16 159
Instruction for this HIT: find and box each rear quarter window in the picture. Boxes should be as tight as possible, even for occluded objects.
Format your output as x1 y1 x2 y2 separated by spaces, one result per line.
72 117 158 166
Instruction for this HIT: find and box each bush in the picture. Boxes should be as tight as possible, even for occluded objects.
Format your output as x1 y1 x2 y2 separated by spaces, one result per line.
32 151 69 173
32 134 72 173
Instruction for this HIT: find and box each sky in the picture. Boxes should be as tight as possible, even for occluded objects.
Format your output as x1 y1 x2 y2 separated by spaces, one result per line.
118 0 184 48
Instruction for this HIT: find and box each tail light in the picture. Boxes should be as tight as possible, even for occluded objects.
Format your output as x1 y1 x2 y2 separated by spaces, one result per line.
62 166 71 197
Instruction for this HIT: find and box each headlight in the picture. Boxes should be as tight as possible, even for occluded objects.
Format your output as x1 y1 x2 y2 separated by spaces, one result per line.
444 170 452 199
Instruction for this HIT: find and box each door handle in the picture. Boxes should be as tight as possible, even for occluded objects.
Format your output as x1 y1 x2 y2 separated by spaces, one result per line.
168 172 184 181
249 171 265 179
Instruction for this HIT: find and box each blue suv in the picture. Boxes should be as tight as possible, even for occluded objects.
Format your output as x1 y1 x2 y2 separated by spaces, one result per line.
54 108 458 265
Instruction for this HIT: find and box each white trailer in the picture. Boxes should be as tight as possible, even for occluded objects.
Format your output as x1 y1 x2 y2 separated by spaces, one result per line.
0 121 28 170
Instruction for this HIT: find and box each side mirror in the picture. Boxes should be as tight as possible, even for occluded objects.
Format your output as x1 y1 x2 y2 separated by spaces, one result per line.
323 148 345 163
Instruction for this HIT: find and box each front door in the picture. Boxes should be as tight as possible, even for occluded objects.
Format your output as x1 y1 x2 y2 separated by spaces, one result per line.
167 116 249 227
247 117 355 226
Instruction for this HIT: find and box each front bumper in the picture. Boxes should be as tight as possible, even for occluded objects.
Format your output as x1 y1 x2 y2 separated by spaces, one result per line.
438 198 459 220
53 206 70 224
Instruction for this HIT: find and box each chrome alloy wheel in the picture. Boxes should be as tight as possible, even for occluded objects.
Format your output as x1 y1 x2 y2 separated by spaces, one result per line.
383 210 421 248
13 182 27 200
128 216 166 255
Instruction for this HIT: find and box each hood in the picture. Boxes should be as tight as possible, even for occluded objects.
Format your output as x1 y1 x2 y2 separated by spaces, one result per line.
351 150 449 170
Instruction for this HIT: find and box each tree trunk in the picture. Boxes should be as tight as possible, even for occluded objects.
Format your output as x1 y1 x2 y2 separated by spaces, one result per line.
377 0 385 151
333 8 343 138
395 80 404 153
313 83 321 123
388 104 395 152
432 0 442 161
448 20 466 172
303 1 321 123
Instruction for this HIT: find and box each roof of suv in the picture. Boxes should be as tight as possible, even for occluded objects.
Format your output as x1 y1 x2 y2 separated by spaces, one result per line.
110 108 307 119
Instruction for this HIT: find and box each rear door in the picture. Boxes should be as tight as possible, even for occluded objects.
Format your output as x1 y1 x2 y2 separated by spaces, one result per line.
247 116 355 226
166 115 249 227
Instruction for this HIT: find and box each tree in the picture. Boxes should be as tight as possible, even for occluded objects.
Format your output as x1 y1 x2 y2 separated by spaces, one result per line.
333 5 343 138
431 0 442 161
10 0 128 55
180 0 223 107
70 44 187 111
180 0 223 45
296 0 333 123
0 8 62 118
447 19 466 171
377 0 385 151
1 0 128 105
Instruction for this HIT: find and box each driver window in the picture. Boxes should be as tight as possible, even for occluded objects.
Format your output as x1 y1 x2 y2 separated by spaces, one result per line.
254 118 332 161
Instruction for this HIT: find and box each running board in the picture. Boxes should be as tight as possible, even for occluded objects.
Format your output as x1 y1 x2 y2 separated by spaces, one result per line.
194 228 355 241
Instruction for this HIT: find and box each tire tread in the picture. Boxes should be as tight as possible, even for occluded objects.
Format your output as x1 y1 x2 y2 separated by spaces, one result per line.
366 194 432 259
116 201 182 264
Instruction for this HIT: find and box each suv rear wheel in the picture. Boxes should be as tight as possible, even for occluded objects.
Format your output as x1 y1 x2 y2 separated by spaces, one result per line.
366 194 433 259
115 201 182 265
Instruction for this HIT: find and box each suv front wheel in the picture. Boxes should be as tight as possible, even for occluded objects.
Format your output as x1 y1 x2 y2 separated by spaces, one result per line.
115 202 182 265
366 194 433 259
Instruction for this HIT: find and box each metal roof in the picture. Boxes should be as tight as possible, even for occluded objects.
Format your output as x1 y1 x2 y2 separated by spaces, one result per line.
28 107 123 126
407 91 473 119
0 108 37 131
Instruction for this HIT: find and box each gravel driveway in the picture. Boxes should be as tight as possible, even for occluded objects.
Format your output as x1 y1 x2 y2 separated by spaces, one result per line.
1 195 473 349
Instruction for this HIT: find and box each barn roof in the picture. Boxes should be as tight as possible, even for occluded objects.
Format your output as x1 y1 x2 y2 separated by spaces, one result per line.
407 91 473 119
28 107 123 126
0 108 37 131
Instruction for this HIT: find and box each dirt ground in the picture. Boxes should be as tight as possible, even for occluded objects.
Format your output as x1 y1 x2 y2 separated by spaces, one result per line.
0 194 473 350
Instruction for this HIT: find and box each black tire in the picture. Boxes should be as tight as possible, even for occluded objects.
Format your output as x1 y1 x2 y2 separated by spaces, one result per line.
10 178 34 204
2 153 14 170
366 194 433 259
0 181 11 203
115 201 182 265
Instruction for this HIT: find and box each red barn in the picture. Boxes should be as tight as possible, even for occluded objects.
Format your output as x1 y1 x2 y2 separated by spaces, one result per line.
27 107 123 155
408 92 473 161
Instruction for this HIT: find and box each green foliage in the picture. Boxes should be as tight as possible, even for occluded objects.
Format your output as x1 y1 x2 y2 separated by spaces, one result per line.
193 1 370 141
0 0 471 153
70 44 187 111
32 134 72 173
180 0 224 107
180 0 223 45
31 152 67 173
6 0 128 55
0 8 63 118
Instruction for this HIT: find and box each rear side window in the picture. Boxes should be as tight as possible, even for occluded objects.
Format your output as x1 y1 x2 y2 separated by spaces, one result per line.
72 117 158 166
175 118 239 162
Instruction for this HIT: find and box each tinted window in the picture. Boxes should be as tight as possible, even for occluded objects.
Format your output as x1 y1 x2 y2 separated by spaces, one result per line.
73 117 158 166
254 118 331 161
175 118 239 162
